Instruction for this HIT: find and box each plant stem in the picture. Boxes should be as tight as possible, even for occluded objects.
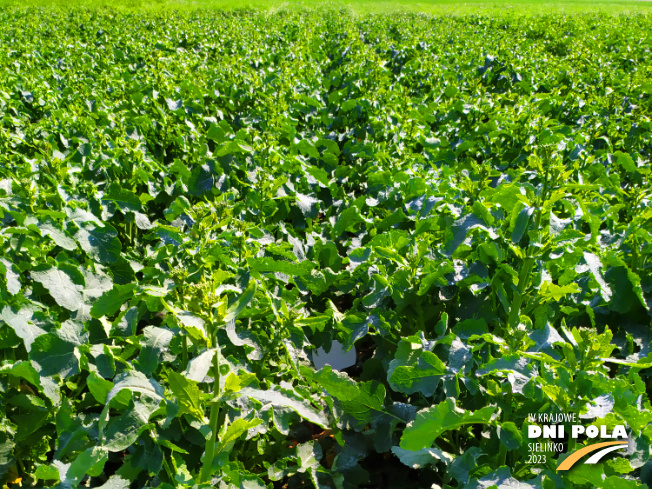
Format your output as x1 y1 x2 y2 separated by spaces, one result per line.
507 255 536 330
199 332 221 483
162 455 174 482
497 443 507 467
497 391 512 467
182 335 189 371
507 157 550 331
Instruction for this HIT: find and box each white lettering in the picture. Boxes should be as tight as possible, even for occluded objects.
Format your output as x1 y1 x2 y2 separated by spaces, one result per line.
600 425 612 439
586 426 599 438
528 425 542 438
572 425 584 438
613 425 627 439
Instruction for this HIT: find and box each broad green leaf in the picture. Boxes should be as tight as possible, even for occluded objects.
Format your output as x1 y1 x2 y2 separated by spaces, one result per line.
462 467 538 489
133 211 154 230
391 446 453 468
0 360 60 404
377 208 407 231
305 164 330 186
31 265 84 311
106 371 164 405
0 434 15 481
471 201 495 226
498 421 522 450
400 398 495 451
600 476 647 488
511 204 533 243
0 258 20 295
333 207 367 235
225 320 262 360
388 337 446 396
166 98 182 111
168 371 205 419
453 318 489 339
613 151 637 172
66 447 109 483
100 372 164 441
82 269 113 301
96 476 131 489
605 263 647 313
31 329 80 378
539 281 580 302
102 184 142 212
247 257 314 277
66 207 104 227
583 251 612 302
295 139 320 158
0 360 41 388
0 306 46 352
37 219 77 250
239 387 328 428
374 246 407 266
389 351 446 396
449 447 484 485
418 261 455 295
216 418 262 458
296 440 322 470
304 366 387 426
87 371 114 404
75 223 122 264
223 281 257 323
142 326 174 351
103 404 149 452
217 140 252 156
476 355 535 394
90 284 137 318
444 214 498 257
188 162 216 196
563 462 605 486
296 192 319 218
34 464 60 482
184 348 217 383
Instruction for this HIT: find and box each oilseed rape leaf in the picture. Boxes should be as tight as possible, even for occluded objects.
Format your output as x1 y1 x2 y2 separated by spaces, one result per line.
304 366 387 427
391 446 453 468
168 371 205 420
239 387 328 428
216 418 262 459
0 258 21 295
0 306 46 352
90 284 137 318
223 281 257 323
106 371 164 404
37 219 77 250
400 399 495 451
75 223 122 264
31 265 84 311
65 447 109 484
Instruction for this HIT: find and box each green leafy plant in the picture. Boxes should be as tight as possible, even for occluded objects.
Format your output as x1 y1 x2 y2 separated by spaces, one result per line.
1 7 652 489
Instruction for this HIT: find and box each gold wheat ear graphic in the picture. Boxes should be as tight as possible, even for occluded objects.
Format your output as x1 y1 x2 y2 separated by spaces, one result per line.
557 441 629 471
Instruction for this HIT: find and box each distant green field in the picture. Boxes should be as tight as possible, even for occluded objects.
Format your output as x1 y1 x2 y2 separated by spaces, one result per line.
0 0 651 14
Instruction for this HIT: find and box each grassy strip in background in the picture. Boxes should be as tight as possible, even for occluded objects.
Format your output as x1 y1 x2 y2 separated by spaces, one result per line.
0 0 651 15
